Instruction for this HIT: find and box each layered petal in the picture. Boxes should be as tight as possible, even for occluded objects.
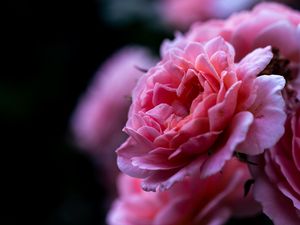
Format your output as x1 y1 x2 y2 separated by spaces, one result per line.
116 37 285 191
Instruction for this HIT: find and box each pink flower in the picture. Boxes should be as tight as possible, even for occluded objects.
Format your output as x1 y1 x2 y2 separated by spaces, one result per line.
107 159 260 225
159 0 255 30
171 1 300 142
70 46 156 197
252 107 300 225
117 36 286 191
71 46 156 153
162 2 300 86
224 2 300 62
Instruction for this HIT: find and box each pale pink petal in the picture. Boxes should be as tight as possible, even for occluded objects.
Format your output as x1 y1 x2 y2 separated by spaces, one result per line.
141 168 182 192
131 147 186 170
254 20 300 61
117 138 154 178
238 75 286 155
118 174 142 196
231 14 281 60
153 196 192 225
204 36 235 63
109 158 259 225
236 46 273 80
183 42 205 64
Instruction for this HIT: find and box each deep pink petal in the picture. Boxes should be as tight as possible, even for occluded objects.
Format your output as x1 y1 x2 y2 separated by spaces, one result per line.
201 111 254 177
153 83 177 106
145 103 174 125
169 131 220 160
208 81 241 131
254 175 300 225
275 149 300 196
204 208 231 225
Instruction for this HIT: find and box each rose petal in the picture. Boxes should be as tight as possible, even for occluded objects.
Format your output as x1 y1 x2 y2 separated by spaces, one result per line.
254 175 300 225
238 75 286 155
201 111 254 177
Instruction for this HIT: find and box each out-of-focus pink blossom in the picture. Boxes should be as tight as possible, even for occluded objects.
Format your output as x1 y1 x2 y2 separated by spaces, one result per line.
117 36 286 191
224 2 300 62
252 106 300 225
159 0 256 30
71 46 156 153
70 46 156 199
107 158 260 225
162 2 300 87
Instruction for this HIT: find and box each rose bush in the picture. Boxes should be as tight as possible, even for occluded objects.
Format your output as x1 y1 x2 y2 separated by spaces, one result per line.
117 36 286 191
108 158 260 225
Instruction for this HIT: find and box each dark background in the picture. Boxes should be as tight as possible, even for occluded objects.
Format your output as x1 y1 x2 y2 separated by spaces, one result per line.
3 0 167 225
3 0 299 225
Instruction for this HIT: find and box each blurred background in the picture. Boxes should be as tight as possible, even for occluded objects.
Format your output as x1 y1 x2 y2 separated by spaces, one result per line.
3 0 299 225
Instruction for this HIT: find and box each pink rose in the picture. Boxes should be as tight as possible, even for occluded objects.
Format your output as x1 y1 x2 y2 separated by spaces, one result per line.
107 159 260 225
163 2 300 86
252 107 300 225
71 46 156 153
117 36 286 191
225 2 300 62
159 0 255 30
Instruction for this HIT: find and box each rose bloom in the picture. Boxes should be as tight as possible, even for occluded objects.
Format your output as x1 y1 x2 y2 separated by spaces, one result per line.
117 36 286 191
223 2 300 62
168 2 300 61
160 0 255 30
252 106 300 225
108 158 260 225
163 2 300 94
71 46 156 153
